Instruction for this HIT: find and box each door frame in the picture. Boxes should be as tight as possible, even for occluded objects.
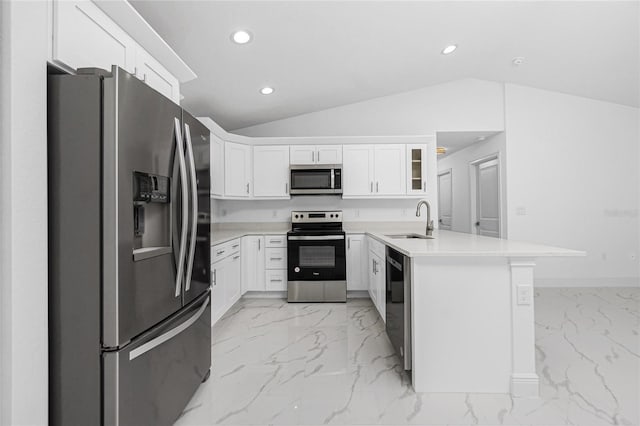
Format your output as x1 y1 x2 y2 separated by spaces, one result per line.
437 168 453 230
469 153 503 237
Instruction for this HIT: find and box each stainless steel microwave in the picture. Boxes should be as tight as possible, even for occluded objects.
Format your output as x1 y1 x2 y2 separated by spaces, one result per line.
289 165 342 195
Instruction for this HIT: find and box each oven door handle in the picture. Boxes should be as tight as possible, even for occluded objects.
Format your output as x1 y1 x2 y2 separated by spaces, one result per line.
287 235 345 241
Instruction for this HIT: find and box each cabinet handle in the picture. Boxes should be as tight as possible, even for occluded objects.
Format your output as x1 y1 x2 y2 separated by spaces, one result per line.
216 250 225 255
258 239 261 250
233 255 240 260
270 257 283 261
348 237 351 249
423 181 426 191
317 151 320 163
376 182 380 193
372 259 375 274
232 244 239 249
270 279 283 282
285 183 288 194
213 269 217 285
246 183 250 194
370 182 373 193
270 239 281 244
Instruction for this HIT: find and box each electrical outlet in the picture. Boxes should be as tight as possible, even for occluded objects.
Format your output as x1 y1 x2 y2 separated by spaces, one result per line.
221 209 227 217
355 210 360 218
272 210 277 218
517 285 532 306
516 206 527 216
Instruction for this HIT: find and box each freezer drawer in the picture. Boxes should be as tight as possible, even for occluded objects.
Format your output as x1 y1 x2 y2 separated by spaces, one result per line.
103 292 211 426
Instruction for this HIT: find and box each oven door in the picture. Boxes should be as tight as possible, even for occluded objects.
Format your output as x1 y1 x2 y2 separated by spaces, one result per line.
287 234 346 281
289 167 341 194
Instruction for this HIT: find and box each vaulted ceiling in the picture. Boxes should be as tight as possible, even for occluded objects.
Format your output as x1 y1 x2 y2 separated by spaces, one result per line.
131 1 639 131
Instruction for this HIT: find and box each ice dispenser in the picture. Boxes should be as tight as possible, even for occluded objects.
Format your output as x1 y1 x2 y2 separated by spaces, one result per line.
132 171 171 261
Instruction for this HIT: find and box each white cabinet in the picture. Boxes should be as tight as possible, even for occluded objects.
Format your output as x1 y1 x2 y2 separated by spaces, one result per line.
52 0 137 74
210 133 225 197
134 48 180 103
290 145 342 165
346 234 367 291
264 235 287 292
367 237 386 320
224 142 251 197
253 146 290 197
241 236 265 292
51 0 181 104
342 145 374 196
406 144 428 195
374 145 406 195
343 144 405 197
211 239 242 325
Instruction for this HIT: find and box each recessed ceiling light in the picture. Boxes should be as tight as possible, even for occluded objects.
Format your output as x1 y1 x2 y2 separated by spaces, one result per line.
512 56 525 66
441 44 457 55
231 30 252 44
260 87 274 95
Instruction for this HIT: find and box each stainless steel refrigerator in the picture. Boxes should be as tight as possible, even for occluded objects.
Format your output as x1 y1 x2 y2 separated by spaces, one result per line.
48 66 211 426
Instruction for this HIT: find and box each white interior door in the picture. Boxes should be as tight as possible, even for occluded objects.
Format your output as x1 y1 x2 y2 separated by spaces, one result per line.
437 170 452 230
476 158 500 238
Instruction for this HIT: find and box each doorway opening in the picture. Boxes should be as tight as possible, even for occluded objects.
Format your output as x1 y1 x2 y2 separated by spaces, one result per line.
437 169 452 230
469 154 502 238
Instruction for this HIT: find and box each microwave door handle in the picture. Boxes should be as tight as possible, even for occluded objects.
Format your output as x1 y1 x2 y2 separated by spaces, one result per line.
173 118 188 298
183 122 198 293
331 169 335 189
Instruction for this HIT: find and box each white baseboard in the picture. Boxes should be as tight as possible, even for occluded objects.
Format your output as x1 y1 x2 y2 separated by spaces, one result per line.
511 373 539 398
535 277 639 288
347 290 370 299
242 291 286 299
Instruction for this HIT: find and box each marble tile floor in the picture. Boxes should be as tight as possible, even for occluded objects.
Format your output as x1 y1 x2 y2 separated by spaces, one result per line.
175 288 639 426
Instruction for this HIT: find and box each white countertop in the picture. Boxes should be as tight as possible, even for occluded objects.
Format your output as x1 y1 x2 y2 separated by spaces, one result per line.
368 230 585 258
211 222 584 258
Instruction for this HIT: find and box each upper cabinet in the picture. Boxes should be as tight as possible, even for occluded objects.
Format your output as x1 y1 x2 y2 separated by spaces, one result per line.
290 145 342 165
343 144 406 197
253 146 290 198
406 144 428 195
50 0 187 104
224 142 251 197
210 133 225 197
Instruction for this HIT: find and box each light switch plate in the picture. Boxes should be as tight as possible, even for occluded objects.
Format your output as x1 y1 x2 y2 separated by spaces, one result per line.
517 285 532 306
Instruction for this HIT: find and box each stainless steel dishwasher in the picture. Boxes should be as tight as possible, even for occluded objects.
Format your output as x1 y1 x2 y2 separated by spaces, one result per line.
385 247 412 371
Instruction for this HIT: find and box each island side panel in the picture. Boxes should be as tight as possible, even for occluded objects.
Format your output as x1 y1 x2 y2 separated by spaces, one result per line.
410 256 512 393
509 258 540 397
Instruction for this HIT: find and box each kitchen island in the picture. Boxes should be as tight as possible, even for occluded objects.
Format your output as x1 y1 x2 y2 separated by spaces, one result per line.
368 230 584 397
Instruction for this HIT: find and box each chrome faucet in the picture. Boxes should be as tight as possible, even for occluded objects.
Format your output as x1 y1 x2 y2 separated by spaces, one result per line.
416 199 434 236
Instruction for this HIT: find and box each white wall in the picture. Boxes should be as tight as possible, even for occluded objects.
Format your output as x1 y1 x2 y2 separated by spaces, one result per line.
505 84 639 286
436 132 507 236
214 197 433 224
0 1 49 425
236 79 505 137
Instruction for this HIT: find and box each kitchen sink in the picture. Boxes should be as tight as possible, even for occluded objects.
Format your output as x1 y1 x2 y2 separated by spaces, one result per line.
385 233 434 240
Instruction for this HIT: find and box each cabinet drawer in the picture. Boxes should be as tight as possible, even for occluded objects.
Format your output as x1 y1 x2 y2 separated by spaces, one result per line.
265 270 287 291
265 248 287 269
265 235 287 248
212 238 241 263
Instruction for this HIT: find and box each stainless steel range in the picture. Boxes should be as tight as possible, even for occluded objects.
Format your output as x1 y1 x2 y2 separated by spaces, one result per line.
287 211 347 302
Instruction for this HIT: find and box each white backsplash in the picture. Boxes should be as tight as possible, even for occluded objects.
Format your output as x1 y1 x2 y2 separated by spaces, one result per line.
211 196 434 223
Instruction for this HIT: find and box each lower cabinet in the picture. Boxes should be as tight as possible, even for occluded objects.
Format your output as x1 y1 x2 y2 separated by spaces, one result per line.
241 236 265 292
346 234 367 291
367 237 386 320
211 238 242 326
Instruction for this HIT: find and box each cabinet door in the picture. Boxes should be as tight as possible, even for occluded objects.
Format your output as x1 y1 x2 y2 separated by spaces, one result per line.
289 146 316 165
52 0 136 73
224 142 251 197
374 145 406 196
253 146 290 197
375 253 386 321
210 134 225 197
343 145 374 196
406 144 428 194
225 253 242 306
347 235 366 291
241 236 265 292
316 145 342 164
367 249 378 306
134 48 180 104
265 270 287 291
210 259 227 326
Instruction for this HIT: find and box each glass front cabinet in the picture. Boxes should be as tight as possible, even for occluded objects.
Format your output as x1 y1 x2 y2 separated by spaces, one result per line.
406 144 428 195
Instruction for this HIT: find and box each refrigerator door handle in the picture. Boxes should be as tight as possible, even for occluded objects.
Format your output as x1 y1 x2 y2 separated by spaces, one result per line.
174 117 189 298
183 123 198 293
128 296 210 361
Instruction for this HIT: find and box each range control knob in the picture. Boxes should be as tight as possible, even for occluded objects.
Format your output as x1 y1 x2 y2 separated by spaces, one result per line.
294 267 300 273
